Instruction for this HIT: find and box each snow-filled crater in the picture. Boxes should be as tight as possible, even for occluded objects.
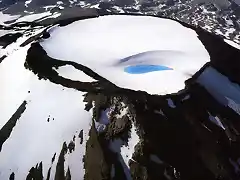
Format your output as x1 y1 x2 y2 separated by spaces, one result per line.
41 15 210 95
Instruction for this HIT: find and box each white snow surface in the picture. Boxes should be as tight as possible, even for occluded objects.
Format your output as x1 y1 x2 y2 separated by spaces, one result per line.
224 39 240 50
0 11 52 24
41 15 210 95
116 106 128 119
0 45 31 128
0 28 46 125
0 12 20 24
99 108 111 125
0 30 11 37
95 108 110 132
15 12 52 22
110 122 139 166
197 67 240 115
109 122 139 180
121 122 140 167
0 42 93 179
25 0 32 7
167 98 176 108
54 65 95 82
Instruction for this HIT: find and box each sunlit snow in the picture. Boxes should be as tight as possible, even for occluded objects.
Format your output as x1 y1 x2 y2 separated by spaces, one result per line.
41 15 210 95
0 61 93 180
0 36 93 179
224 39 240 50
0 12 20 24
54 65 95 82
25 0 32 7
0 76 92 179
197 67 240 115
15 12 52 23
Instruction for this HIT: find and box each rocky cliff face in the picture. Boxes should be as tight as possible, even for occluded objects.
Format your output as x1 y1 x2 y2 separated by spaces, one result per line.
1 8 240 180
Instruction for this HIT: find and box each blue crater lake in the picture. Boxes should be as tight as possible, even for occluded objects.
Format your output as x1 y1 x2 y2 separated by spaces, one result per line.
124 65 173 74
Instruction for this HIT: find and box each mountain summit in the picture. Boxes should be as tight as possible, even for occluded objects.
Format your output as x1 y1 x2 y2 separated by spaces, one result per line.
1 6 240 180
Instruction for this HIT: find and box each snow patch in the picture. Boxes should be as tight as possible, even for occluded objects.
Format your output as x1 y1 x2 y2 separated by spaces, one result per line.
109 122 140 180
226 97 240 115
57 1 63 5
167 99 176 108
25 0 32 7
116 107 128 119
65 129 91 180
99 108 110 125
182 95 190 101
16 12 52 22
0 12 20 24
197 67 240 115
224 39 240 50
121 123 140 167
54 65 95 82
95 108 110 133
208 114 225 130
0 30 11 37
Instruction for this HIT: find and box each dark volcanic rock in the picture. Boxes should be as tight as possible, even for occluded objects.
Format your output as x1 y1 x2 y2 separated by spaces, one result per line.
54 142 68 180
0 55 7 63
84 120 110 180
0 32 22 48
26 162 44 180
9 172 15 180
0 101 27 152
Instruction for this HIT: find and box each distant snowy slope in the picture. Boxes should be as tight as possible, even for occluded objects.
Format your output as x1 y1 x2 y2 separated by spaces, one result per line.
0 11 19 23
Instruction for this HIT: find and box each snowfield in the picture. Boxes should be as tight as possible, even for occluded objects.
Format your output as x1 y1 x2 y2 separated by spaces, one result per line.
0 77 93 179
41 15 211 95
0 34 93 179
